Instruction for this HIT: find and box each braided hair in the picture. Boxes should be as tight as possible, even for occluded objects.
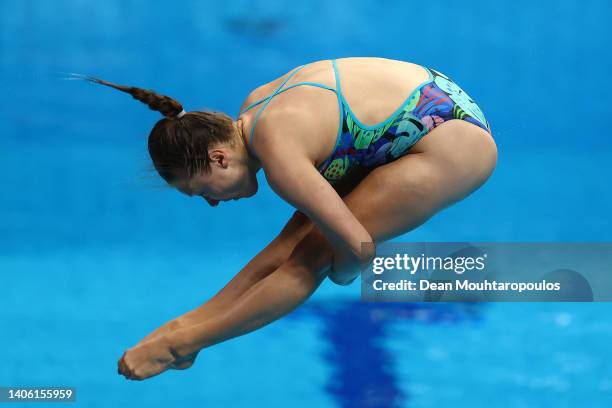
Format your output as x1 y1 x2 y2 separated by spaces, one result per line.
83 76 185 118
84 76 236 183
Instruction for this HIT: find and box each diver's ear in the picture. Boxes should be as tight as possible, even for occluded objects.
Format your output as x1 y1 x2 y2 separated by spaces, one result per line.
209 149 229 169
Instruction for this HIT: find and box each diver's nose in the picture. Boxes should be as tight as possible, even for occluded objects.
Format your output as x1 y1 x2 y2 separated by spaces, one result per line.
204 197 220 207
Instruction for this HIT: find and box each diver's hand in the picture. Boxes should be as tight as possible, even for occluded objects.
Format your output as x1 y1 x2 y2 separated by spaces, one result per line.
328 268 359 286
327 254 360 286
327 242 374 286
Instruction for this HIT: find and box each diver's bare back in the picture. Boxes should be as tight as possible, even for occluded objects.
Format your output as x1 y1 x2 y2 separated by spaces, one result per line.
238 57 431 168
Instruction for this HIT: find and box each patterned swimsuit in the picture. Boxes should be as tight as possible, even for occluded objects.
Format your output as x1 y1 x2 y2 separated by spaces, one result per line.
240 59 492 184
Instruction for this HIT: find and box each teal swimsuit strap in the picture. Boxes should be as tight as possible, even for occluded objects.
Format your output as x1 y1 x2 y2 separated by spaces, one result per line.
243 65 307 147
333 59 435 131
331 59 344 101
240 60 344 159
323 59 345 166
331 58 356 127
241 81 336 113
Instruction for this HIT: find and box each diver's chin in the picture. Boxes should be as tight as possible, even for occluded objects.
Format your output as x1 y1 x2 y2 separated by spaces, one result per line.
246 180 258 197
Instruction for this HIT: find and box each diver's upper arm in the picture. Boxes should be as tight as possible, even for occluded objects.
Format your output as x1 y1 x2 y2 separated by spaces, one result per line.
262 149 373 261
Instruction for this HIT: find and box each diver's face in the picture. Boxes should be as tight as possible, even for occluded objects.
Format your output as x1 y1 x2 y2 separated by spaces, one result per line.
173 149 258 207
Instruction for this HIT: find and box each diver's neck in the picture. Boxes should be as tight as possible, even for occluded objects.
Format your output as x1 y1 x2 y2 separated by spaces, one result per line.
236 118 262 174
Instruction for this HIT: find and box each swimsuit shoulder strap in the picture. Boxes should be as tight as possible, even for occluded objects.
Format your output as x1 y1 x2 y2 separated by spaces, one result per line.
240 65 306 148
316 59 345 173
240 81 336 114
331 58 343 100
240 62 341 152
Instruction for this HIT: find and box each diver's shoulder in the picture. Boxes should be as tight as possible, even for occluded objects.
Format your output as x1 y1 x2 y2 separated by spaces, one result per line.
249 105 320 163
253 104 312 141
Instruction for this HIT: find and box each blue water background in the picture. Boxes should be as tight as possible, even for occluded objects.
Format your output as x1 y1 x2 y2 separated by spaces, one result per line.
1 0 611 407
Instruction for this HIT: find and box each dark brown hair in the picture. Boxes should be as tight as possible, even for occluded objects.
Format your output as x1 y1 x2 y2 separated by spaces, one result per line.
84 76 235 183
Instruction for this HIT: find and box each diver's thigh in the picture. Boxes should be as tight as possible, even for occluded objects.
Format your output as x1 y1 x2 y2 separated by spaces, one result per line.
341 153 445 241
341 120 496 241
281 155 440 277
284 119 497 271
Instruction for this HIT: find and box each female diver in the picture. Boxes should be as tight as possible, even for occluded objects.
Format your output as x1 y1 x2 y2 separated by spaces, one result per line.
86 57 497 380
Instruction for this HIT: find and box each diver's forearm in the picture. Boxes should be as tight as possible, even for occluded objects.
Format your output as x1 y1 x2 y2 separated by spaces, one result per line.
171 262 325 356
